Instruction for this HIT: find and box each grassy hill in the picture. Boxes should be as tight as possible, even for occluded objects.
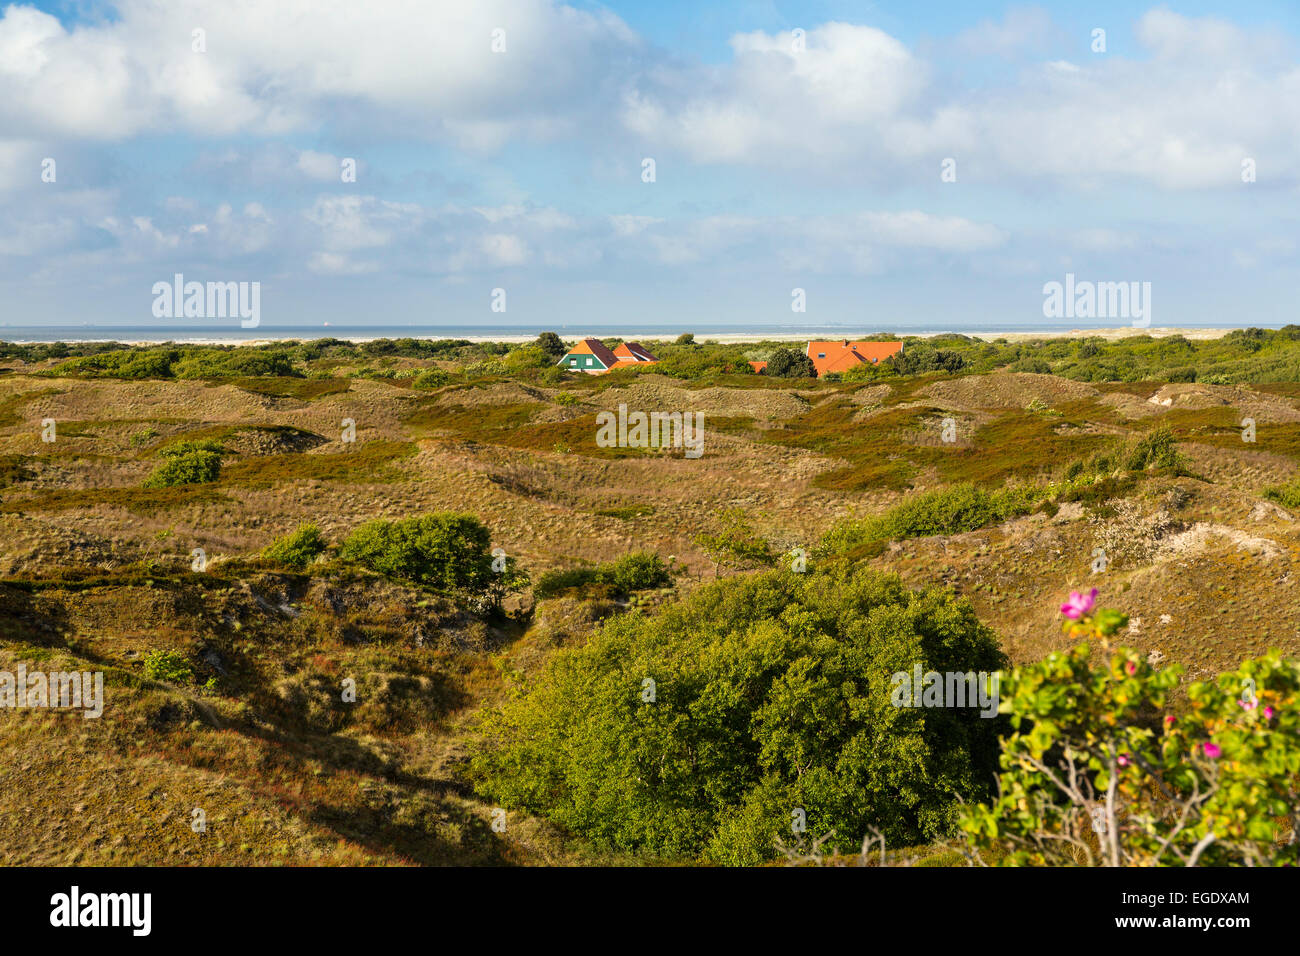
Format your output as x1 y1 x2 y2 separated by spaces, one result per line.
1 331 1297 865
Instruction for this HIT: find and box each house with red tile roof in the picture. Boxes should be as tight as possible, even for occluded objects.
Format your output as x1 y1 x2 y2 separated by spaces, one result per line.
557 338 658 374
805 340 903 377
611 341 658 367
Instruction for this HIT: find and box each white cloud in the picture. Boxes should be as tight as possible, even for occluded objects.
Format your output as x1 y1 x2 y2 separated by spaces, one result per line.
308 251 378 275
1 4 1297 193
304 194 418 251
297 150 342 181
480 233 529 265
0 0 643 146
952 7 1054 57
623 10 1300 190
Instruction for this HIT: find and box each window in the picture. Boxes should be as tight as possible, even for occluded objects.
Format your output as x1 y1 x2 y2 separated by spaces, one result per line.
586 356 593 366
569 358 577 366
817 352 826 359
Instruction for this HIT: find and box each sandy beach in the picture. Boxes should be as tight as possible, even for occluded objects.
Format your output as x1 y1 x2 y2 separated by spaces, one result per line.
4 327 1239 346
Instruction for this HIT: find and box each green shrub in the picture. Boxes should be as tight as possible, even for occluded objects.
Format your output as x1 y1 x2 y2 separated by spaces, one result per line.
1010 357 1052 374
340 513 515 605
51 349 176 379
533 567 600 600
462 359 508 378
1056 473 1137 508
263 523 328 570
504 345 551 370
172 348 295 379
842 360 895 382
766 348 816 378
157 438 225 459
129 426 160 447
142 650 193 684
143 450 222 488
412 368 450 389
534 551 673 600
821 483 1046 554
471 564 1006 863
1125 424 1184 471
535 332 567 358
598 551 673 593
961 595 1300 866
694 507 774 576
889 347 969 376
1262 476 1300 510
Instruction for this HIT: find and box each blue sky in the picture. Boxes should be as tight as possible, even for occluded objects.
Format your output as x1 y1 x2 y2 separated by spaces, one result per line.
2 1 1299 331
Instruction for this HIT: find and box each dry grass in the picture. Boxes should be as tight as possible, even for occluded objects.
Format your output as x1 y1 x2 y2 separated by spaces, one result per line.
2 365 1299 865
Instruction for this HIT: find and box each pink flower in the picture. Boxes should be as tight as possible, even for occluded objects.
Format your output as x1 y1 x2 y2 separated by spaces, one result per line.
1117 754 1131 767
1060 588 1098 620
1125 661 1137 675
1240 698 1257 711
1264 706 1275 719
1202 742 1222 759
1164 715 1175 726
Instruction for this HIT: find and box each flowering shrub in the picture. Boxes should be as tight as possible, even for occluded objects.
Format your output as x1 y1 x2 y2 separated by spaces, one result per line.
959 593 1300 866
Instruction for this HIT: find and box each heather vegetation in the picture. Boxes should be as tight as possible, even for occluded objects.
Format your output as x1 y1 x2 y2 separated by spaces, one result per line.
2 329 1297 866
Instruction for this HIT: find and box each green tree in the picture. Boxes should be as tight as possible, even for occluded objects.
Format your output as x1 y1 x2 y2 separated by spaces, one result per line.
535 332 567 358
766 348 816 378
471 564 1007 863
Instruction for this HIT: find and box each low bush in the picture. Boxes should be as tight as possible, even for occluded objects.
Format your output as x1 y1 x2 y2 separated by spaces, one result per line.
472 564 1006 863
412 368 450 389
534 550 673 600
820 483 1046 554
263 523 328 570
1262 476 1300 510
1125 425 1184 472
143 450 221 488
961 594 1300 866
51 349 176 379
142 650 193 684
339 512 528 611
340 513 494 592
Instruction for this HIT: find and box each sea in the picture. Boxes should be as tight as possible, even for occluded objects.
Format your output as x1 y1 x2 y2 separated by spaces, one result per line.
0 321 1249 345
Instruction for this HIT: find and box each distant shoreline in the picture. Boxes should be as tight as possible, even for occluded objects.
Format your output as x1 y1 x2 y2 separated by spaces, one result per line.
0 327 1239 346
